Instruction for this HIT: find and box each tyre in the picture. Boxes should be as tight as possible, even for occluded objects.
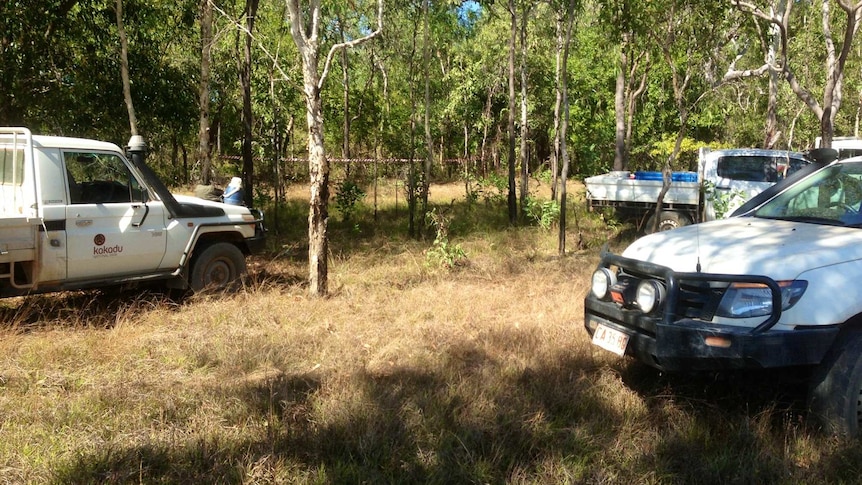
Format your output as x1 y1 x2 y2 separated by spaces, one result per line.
189 242 247 292
808 334 862 436
645 211 691 233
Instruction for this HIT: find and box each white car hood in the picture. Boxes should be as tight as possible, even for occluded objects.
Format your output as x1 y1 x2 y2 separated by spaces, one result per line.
622 217 862 280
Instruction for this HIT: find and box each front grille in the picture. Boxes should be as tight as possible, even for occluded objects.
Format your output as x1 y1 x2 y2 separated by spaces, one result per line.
676 279 725 321
614 268 728 323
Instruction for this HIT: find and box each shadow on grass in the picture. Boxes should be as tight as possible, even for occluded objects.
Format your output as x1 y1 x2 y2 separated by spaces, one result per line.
620 363 817 484
0 264 303 332
0 287 182 332
48 331 862 484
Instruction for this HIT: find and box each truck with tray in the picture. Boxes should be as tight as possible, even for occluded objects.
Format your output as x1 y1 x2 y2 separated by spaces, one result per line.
584 148 810 232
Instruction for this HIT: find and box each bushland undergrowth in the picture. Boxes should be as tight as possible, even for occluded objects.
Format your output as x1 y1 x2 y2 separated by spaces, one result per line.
1 181 861 484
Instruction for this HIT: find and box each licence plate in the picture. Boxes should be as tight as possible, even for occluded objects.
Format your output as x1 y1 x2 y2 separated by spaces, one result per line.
591 323 630 357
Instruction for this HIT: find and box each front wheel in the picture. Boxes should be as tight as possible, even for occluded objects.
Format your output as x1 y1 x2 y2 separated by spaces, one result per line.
189 242 247 292
645 211 691 233
808 334 862 436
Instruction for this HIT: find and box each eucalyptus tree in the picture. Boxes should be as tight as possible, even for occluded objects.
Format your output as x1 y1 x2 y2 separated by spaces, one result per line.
116 0 139 136
549 0 580 254
647 1 742 232
422 0 434 228
197 0 215 185
516 0 534 221
328 1 383 163
504 0 517 222
286 0 383 297
598 0 651 171
239 0 260 207
732 0 862 148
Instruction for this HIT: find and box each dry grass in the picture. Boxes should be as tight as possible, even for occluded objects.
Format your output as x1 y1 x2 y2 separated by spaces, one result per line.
1 181 862 484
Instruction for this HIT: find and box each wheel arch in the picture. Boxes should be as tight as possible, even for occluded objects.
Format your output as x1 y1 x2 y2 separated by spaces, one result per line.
189 231 249 264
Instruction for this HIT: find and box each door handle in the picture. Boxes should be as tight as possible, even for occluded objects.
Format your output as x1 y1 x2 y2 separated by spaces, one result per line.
75 219 93 227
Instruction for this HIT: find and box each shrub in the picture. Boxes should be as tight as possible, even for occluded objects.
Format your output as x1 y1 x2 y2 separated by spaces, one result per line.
335 179 366 221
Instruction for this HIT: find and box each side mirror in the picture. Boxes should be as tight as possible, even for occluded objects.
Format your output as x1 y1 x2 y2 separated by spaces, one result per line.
808 148 839 165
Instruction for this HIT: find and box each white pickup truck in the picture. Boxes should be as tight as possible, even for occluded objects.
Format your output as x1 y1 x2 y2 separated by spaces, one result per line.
583 148 862 435
584 148 810 232
0 128 265 297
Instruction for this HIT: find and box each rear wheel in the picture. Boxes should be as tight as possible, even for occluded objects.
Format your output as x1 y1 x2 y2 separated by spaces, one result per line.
808 334 862 436
190 242 247 292
645 211 691 233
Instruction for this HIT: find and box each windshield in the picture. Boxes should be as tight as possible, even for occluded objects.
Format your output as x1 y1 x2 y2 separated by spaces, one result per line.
753 161 862 226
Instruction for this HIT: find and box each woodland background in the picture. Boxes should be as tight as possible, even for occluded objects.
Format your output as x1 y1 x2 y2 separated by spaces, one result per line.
4 0 860 189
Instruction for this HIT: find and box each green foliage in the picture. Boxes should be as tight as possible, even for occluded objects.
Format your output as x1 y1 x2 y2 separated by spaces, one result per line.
464 172 508 205
1 0 857 195
424 208 467 269
703 180 747 219
335 179 367 221
533 167 554 186
646 137 730 171
525 196 560 230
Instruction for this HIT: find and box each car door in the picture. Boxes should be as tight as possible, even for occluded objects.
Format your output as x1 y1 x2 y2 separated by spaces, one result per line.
63 150 168 281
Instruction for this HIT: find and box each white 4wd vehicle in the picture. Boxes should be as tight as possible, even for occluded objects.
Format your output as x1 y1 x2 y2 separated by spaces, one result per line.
584 148 862 435
0 128 265 297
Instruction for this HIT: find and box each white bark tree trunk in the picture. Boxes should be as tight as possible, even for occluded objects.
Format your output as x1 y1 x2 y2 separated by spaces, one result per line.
286 0 383 296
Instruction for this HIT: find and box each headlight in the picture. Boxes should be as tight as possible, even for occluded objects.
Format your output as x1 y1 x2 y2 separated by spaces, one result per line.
715 280 807 318
591 268 616 300
636 279 664 314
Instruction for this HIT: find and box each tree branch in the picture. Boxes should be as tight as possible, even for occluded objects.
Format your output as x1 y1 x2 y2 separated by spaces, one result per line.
212 0 293 82
318 0 384 90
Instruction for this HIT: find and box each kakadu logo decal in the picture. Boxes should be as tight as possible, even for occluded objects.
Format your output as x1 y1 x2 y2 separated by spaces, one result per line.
93 233 123 256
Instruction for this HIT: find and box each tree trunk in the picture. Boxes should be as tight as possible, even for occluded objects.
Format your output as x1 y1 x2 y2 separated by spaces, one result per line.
558 0 575 255
613 36 627 171
240 0 259 208
764 8 781 148
300 52 329 295
422 0 433 233
197 0 213 185
518 2 530 221
552 13 565 202
115 0 137 137
507 0 517 224
306 85 330 296
408 20 418 238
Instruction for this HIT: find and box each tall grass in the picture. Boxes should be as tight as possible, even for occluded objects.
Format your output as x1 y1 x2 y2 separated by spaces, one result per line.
1 181 861 484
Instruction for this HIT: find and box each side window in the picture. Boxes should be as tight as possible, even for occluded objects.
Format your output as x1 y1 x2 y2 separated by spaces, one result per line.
64 152 145 204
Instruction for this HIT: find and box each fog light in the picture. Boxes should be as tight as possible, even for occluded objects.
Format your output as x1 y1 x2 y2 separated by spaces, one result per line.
591 268 616 300
704 336 732 348
636 280 664 314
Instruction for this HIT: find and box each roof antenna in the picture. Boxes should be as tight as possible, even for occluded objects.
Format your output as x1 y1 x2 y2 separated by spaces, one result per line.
696 210 702 273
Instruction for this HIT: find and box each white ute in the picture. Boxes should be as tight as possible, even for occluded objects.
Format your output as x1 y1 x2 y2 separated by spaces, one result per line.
584 148 810 232
0 127 265 297
584 148 862 435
